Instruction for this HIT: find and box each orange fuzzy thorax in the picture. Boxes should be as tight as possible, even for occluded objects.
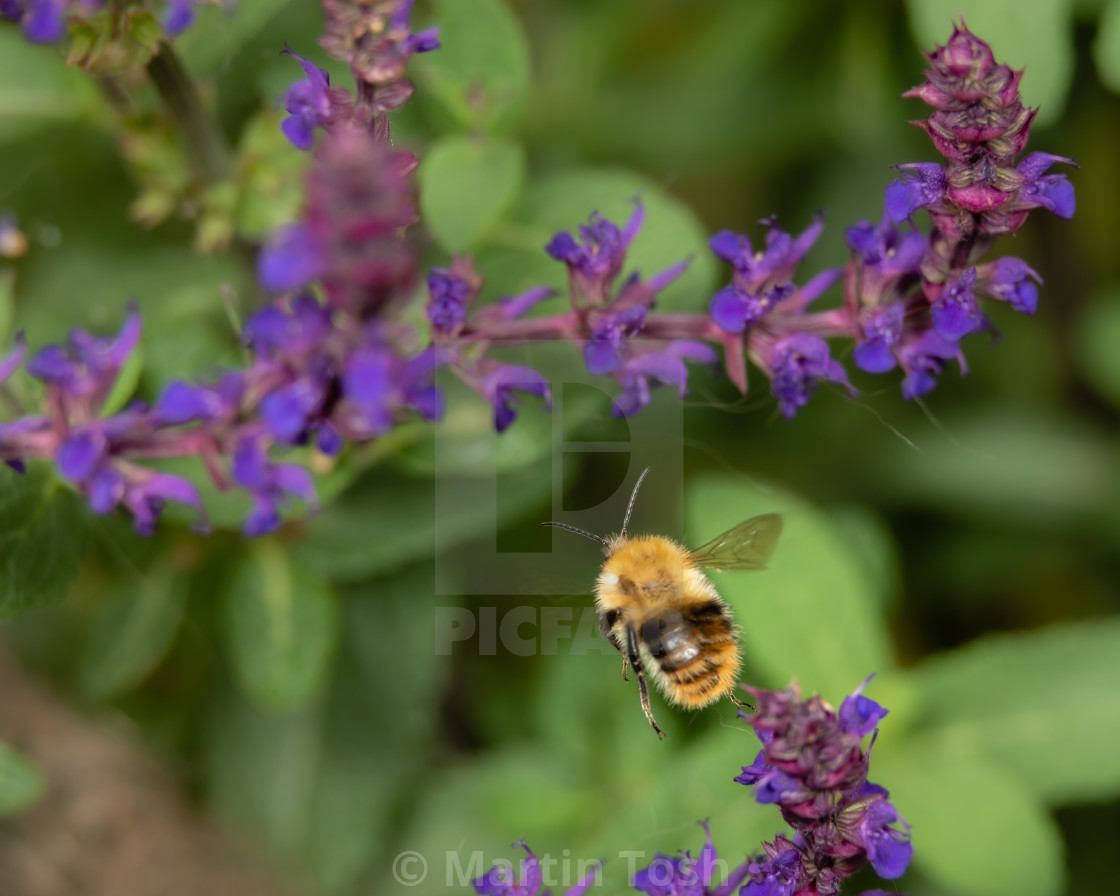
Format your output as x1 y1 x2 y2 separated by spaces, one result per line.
595 535 717 612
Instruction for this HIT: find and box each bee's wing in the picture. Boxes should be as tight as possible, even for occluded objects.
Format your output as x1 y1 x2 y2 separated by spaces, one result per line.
687 513 782 571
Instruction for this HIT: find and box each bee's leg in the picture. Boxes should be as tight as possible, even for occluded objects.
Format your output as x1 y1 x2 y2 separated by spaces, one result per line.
625 626 664 739
729 693 755 712
599 610 629 681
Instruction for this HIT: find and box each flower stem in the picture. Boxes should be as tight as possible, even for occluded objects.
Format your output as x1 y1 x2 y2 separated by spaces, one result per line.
146 43 231 183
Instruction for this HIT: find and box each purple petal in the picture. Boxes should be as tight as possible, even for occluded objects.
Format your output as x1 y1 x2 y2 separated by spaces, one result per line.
163 0 194 36
89 468 125 515
861 801 913 879
0 334 26 385
316 422 343 455
500 285 553 320
244 496 282 537
709 229 750 265
544 231 579 262
853 338 895 373
281 116 317 152
57 430 106 482
155 381 224 424
627 351 689 394
27 344 77 386
23 0 66 42
710 285 748 333
1017 151 1075 180
620 201 645 248
258 223 325 292
273 462 315 502
407 27 441 53
734 749 772 786
232 438 270 490
583 339 621 375
754 770 802 804
885 163 946 222
1025 175 1076 219
261 386 312 442
647 256 691 291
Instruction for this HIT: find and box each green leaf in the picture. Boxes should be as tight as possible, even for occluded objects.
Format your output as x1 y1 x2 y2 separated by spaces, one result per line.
905 0 1075 124
419 135 526 253
875 745 1064 896
224 539 340 712
0 32 104 143
1093 0 1120 91
78 556 188 699
474 167 718 314
0 741 44 816
176 0 298 74
293 470 552 582
0 269 14 343
235 108 308 240
0 465 85 617
873 408 1117 526
903 618 1120 803
412 0 531 134
99 344 144 417
1073 286 1120 410
685 475 890 696
828 505 901 610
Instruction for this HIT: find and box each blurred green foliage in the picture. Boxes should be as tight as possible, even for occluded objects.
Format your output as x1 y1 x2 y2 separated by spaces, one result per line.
1 1 1120 895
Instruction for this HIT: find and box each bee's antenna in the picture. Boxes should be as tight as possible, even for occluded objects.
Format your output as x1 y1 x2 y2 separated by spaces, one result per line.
541 521 608 547
620 466 651 538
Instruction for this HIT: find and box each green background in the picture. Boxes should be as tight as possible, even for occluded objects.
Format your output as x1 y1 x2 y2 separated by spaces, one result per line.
2 0 1120 894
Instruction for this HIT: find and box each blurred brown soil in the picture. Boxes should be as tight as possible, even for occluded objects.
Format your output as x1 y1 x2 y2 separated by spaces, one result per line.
0 648 293 896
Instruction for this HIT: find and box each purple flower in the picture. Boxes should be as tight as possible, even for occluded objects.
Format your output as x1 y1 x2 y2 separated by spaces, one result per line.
22 0 66 42
859 799 913 879
931 267 982 341
633 822 749 896
427 266 477 335
844 216 925 279
472 841 598 896
231 435 316 536
155 374 245 425
884 163 946 222
852 302 904 374
260 373 329 444
708 216 838 337
978 256 1041 314
27 308 141 406
546 204 644 304
303 126 419 315
280 48 335 151
897 328 965 399
339 344 443 438
55 419 205 535
163 0 194 36
612 341 716 418
258 223 327 293
738 678 913 894
583 306 646 375
767 333 852 419
1015 152 1076 219
320 0 440 100
839 674 889 737
477 363 551 433
244 293 332 359
709 284 788 334
709 215 824 289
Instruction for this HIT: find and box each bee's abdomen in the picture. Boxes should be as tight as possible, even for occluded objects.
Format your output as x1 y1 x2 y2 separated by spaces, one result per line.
642 601 741 709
